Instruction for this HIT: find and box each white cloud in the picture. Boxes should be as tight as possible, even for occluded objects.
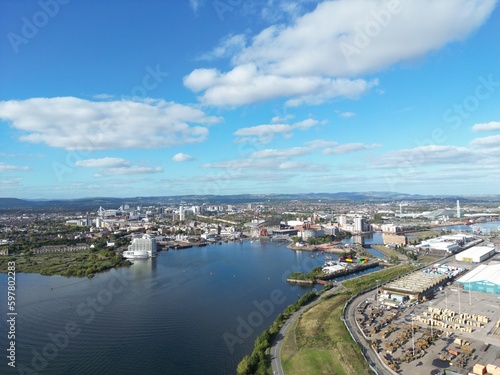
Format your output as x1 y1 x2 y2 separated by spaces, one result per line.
203 158 322 171
75 157 163 177
233 118 319 143
305 139 338 149
470 135 500 148
323 143 382 155
472 121 500 132
185 64 377 106
271 114 294 123
0 178 22 186
339 111 355 118
0 162 30 172
250 147 310 158
234 0 495 76
259 0 316 23
172 153 195 162
76 157 131 168
198 34 247 61
185 0 495 107
95 166 163 177
0 97 221 150
374 145 475 169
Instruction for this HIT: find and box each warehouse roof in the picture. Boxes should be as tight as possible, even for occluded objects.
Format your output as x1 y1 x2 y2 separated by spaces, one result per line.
457 264 500 285
383 270 448 295
456 246 496 260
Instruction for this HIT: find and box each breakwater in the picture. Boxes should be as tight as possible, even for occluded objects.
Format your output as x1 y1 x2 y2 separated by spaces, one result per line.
287 261 380 285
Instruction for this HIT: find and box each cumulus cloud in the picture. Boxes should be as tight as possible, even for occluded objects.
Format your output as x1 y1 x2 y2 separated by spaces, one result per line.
172 153 195 162
185 64 377 106
0 97 221 150
185 0 495 107
470 135 500 148
472 121 500 132
233 118 319 143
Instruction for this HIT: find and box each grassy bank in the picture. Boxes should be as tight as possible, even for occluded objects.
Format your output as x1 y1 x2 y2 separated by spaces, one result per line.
237 291 318 375
287 266 326 281
371 244 406 260
280 264 416 375
0 251 132 277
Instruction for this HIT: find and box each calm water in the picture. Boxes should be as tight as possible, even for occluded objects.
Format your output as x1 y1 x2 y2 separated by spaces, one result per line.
434 220 500 233
1 241 337 375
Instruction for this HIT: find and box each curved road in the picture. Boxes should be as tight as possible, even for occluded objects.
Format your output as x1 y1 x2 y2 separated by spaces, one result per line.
269 284 345 375
270 283 394 375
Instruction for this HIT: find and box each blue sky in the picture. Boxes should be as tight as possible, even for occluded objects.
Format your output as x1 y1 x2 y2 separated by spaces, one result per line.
0 0 499 199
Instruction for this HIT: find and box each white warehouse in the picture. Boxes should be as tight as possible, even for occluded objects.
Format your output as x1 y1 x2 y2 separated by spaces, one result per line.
455 246 496 263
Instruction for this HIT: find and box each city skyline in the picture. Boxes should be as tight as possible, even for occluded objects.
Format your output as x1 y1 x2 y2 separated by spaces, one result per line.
1 0 500 199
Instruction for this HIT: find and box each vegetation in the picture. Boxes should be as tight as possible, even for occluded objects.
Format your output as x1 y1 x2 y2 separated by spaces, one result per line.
236 291 318 375
288 266 326 281
279 264 416 375
0 250 132 278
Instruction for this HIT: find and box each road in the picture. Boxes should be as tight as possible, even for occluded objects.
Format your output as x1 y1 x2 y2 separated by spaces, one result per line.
269 284 345 375
270 281 395 375
343 291 395 375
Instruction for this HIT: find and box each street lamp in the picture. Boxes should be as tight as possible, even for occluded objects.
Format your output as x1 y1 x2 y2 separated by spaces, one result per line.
444 290 448 311
411 314 415 356
468 282 472 306
457 288 461 316
376 279 380 308
429 300 433 337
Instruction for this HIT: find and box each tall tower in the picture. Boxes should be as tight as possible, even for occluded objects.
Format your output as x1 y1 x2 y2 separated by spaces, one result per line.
457 200 460 218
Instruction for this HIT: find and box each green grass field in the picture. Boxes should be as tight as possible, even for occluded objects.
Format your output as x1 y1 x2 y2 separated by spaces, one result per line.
282 293 372 375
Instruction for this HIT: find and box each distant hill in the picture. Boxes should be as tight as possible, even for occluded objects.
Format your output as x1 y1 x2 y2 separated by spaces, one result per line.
0 192 499 212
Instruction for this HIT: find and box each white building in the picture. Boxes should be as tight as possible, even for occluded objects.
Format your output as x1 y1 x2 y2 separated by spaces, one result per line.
338 215 347 227
455 246 496 263
123 234 157 259
354 217 364 233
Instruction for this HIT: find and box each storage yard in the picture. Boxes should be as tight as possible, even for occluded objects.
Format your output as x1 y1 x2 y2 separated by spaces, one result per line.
354 259 500 374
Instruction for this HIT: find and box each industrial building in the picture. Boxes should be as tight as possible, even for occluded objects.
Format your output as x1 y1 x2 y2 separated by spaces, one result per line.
457 264 500 295
455 246 496 263
381 268 453 302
